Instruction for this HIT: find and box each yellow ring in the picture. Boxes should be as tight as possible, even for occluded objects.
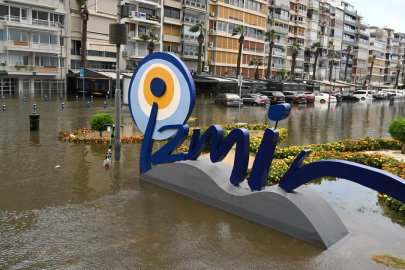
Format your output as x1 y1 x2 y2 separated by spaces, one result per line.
144 67 174 109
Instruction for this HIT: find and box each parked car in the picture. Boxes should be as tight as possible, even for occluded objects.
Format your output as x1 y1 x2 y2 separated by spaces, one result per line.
283 91 307 104
315 93 337 103
260 91 286 105
382 89 405 98
372 91 387 99
351 90 373 100
241 94 270 106
386 92 396 99
342 92 360 101
321 91 343 102
303 92 315 103
215 93 243 107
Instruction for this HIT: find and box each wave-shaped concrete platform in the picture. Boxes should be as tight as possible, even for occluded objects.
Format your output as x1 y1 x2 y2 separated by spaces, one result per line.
140 158 349 249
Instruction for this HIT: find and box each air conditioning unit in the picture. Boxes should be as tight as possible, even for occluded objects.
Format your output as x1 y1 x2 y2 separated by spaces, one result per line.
122 51 128 57
190 18 195 23
190 1 196 6
184 17 190 22
209 42 213 47
209 12 215 17
195 19 200 23
185 34 190 39
184 51 189 55
201 4 206 8
208 60 213 65
209 29 214 35
204 66 209 72
196 3 201 7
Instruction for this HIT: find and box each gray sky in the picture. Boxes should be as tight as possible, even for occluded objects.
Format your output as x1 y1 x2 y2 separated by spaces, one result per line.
348 0 405 33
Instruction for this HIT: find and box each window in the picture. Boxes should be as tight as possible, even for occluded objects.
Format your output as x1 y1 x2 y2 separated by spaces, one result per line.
40 34 49 44
71 40 81 55
60 58 65 68
10 7 20 17
0 5 8 17
33 34 39 43
50 35 58 44
164 7 180 19
9 31 20 41
105 52 116 58
139 7 155 16
0 30 6 41
21 32 28 42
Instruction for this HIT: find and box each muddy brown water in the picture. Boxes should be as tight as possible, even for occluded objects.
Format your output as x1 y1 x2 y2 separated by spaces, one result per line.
0 94 404 269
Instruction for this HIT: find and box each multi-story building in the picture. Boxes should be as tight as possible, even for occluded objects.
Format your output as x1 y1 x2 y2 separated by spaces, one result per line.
351 17 369 83
367 27 388 84
122 0 163 70
0 0 68 95
390 32 405 84
207 0 267 78
384 28 394 83
265 0 289 78
286 0 307 79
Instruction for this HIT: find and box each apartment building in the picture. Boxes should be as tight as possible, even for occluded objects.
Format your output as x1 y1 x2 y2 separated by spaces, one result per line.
384 28 394 83
122 0 162 70
351 16 369 82
0 0 68 95
207 0 267 78
367 27 388 84
339 1 357 81
286 0 307 78
265 0 289 77
390 32 405 83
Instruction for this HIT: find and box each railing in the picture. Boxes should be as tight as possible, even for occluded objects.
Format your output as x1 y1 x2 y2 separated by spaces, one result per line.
129 49 149 57
294 32 305 36
183 0 207 9
269 1 289 10
182 34 199 40
8 0 59 6
182 16 205 24
245 33 265 40
274 39 287 45
297 0 307 3
269 13 289 21
0 15 63 28
296 9 307 15
243 47 264 54
344 17 356 24
4 40 60 50
272 63 285 68
267 25 288 34
224 0 243 8
343 38 355 43
246 4 262 13
295 20 306 25
357 39 369 44
183 51 204 57
308 2 319 9
307 14 319 20
0 65 58 73
344 5 356 13
356 29 369 36
143 0 160 4
344 27 356 33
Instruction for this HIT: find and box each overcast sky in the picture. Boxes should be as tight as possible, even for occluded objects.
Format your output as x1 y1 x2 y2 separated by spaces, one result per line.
348 0 405 33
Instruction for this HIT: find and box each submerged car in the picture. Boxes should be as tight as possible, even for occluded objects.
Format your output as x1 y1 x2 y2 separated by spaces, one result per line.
303 92 315 103
315 93 337 103
214 93 243 107
342 92 360 101
241 94 270 106
321 91 343 102
283 91 307 104
260 91 285 105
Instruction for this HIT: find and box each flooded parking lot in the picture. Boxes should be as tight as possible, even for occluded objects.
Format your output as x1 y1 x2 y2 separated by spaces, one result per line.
0 94 404 269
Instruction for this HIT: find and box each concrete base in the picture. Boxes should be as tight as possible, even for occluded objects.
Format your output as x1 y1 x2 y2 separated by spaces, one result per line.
140 158 349 249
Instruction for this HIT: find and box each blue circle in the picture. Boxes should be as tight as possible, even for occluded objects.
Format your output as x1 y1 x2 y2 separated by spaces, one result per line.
150 77 166 97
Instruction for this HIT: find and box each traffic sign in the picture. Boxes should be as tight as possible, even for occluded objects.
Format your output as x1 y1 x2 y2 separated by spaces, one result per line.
80 68 84 79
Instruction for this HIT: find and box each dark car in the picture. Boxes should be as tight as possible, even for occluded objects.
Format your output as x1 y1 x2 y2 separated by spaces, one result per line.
303 92 315 103
342 92 360 101
260 91 285 105
322 91 343 102
283 91 307 104
214 93 243 107
241 94 270 106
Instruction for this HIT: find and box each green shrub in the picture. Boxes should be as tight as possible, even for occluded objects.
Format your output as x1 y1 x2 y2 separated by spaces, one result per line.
90 113 114 137
388 118 405 154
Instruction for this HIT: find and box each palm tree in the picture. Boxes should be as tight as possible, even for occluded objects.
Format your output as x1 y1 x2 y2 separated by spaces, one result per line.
363 75 370 85
326 51 339 82
189 23 206 75
368 55 376 83
310 42 322 81
140 28 159 54
276 69 286 81
265 29 276 80
395 64 402 89
76 0 89 67
343 46 352 82
288 42 302 79
232 25 245 76
248 58 264 79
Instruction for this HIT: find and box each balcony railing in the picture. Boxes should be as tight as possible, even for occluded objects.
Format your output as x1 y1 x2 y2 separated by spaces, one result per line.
183 0 207 9
243 47 265 54
128 49 149 57
272 63 286 68
273 50 286 56
0 15 63 28
224 0 243 8
183 16 205 24
274 39 287 45
297 0 308 3
344 17 356 24
344 27 356 33
246 4 262 13
268 13 289 21
245 33 265 40
0 65 58 73
269 1 289 10
267 25 288 34
356 29 369 36
4 40 60 51
307 14 319 20
183 51 204 57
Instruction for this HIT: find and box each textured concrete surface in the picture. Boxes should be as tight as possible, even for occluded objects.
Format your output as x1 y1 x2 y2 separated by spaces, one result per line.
141 158 349 248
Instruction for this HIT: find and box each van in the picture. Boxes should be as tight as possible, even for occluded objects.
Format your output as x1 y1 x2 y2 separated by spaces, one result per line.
351 90 373 100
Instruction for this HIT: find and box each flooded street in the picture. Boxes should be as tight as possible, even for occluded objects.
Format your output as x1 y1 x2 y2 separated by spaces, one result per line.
0 94 404 269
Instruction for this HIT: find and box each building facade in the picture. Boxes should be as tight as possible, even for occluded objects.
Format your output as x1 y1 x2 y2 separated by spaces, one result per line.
367 27 388 84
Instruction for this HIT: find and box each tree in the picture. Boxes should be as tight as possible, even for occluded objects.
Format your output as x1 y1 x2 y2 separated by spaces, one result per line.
343 46 352 82
232 25 245 76
189 23 206 75
76 0 89 67
369 55 376 83
140 28 159 54
288 42 302 79
265 29 276 79
326 51 339 82
310 42 322 81
395 64 402 89
276 69 286 81
90 113 114 137
363 75 370 85
388 117 405 154
248 58 264 79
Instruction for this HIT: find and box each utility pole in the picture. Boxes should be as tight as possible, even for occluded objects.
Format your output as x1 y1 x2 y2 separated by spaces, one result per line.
109 1 128 162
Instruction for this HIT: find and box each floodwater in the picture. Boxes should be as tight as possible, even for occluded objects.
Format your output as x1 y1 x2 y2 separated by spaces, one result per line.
0 94 404 269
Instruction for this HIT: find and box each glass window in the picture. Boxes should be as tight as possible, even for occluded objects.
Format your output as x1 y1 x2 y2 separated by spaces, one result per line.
50 35 58 44
38 11 48 20
0 29 6 41
163 45 169 51
22 55 28 65
33 34 39 43
9 31 20 41
164 8 171 18
32 10 37 19
22 9 27 18
40 34 49 44
9 55 21 65
41 56 49 66
21 32 28 42
60 58 65 68
0 5 9 17
10 7 19 17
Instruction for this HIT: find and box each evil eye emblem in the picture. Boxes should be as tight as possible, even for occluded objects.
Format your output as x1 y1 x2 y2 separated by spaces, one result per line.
128 52 195 140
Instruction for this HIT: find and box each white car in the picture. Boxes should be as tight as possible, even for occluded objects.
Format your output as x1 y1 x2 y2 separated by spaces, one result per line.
315 93 337 103
382 89 405 98
351 90 373 100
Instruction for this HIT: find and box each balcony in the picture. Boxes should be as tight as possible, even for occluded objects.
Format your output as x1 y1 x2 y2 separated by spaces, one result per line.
183 51 204 58
128 12 161 26
131 0 161 7
296 9 307 16
268 13 289 21
307 14 319 21
245 33 265 40
296 0 308 3
244 47 265 54
183 16 205 25
344 27 356 34
294 32 305 37
273 50 286 57
272 62 286 68
182 0 207 10
3 41 60 54
343 5 357 15
268 1 289 10
308 2 319 9
344 17 356 24
267 25 288 34
128 49 149 59
274 39 287 46
356 29 369 36
0 65 58 74
343 38 355 45
1 16 63 32
246 4 262 13
181 34 199 41
4 0 59 9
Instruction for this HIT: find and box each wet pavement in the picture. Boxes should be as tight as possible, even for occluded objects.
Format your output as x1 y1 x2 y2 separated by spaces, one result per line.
0 94 404 269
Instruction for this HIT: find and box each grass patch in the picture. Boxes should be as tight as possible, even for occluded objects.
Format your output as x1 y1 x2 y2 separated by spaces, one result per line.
373 254 405 269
